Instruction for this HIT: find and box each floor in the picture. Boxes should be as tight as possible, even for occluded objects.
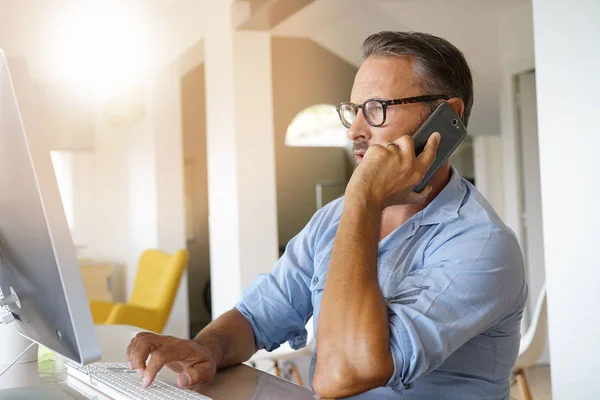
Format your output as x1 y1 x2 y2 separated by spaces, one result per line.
510 365 552 400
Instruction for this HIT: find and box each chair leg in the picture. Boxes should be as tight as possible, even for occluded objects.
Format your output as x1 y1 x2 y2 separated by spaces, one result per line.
290 363 305 387
273 360 281 377
514 369 533 400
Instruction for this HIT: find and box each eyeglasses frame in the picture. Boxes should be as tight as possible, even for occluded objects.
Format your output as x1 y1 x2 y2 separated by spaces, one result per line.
336 94 451 128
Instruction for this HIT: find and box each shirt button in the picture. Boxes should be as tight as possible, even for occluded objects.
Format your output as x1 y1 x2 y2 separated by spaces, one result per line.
312 276 319 285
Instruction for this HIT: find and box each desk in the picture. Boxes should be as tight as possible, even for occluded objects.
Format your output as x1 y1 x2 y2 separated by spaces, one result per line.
0 325 319 400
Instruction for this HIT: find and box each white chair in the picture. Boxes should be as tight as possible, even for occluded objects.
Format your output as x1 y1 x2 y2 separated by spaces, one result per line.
247 318 314 387
513 284 547 400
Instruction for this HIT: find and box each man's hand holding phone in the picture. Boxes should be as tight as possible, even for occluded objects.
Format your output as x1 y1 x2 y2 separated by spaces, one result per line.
345 132 441 210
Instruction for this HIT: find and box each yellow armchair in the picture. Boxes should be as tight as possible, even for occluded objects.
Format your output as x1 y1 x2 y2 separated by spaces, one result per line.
89 300 117 323
90 249 189 333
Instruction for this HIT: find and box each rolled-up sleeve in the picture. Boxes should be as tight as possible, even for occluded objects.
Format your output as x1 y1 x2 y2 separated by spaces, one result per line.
385 226 527 392
235 220 316 352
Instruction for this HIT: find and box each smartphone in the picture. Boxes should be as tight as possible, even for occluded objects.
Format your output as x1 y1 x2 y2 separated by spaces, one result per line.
412 102 468 192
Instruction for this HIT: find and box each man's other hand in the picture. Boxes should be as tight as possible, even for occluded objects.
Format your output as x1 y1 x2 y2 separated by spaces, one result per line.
126 332 218 388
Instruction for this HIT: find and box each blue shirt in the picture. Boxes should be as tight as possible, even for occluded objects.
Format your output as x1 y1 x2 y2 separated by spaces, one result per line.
236 168 527 399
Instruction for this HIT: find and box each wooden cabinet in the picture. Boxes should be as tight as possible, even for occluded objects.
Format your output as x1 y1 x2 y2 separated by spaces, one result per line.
79 263 113 302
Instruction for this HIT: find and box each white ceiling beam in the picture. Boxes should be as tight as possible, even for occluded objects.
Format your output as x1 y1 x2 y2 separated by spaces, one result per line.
233 0 315 31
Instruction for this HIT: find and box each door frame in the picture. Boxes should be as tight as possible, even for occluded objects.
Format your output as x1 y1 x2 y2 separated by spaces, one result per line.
500 58 536 327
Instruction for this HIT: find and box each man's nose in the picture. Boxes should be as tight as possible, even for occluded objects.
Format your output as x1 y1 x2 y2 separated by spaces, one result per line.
346 111 372 142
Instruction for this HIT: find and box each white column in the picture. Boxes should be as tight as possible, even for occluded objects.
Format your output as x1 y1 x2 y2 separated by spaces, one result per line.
204 2 279 318
533 1 600 398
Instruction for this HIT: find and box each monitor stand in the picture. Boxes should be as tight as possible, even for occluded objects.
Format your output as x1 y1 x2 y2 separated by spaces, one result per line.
0 288 38 366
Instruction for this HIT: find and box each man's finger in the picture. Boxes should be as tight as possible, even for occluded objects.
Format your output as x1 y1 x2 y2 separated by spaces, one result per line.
416 131 440 171
129 338 153 371
166 361 185 374
393 135 415 158
178 361 215 387
142 349 176 388
126 340 134 370
363 145 375 161
406 185 433 204
383 142 399 151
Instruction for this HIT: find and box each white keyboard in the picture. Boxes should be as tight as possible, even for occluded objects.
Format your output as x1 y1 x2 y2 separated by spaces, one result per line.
67 362 213 400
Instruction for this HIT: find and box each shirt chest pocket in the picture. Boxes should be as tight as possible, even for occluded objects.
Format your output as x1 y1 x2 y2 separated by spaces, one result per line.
377 257 422 299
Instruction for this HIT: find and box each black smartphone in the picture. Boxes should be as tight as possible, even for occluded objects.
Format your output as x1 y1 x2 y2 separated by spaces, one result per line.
412 102 468 192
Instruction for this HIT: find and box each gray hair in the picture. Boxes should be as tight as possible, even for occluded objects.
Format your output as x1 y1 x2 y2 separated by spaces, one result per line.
360 31 474 126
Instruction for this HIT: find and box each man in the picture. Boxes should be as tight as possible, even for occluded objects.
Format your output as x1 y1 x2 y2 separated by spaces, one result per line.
127 31 527 399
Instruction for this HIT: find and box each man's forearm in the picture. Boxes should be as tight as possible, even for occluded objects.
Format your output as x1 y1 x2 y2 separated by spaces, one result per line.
314 195 394 397
194 308 257 369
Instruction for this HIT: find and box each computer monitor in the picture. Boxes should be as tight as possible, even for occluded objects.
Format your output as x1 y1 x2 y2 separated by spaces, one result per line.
0 50 101 365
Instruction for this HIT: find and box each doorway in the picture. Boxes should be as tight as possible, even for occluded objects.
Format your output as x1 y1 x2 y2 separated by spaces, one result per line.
181 62 211 337
514 69 549 363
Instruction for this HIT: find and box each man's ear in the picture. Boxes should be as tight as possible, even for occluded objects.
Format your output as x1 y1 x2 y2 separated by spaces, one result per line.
446 98 465 120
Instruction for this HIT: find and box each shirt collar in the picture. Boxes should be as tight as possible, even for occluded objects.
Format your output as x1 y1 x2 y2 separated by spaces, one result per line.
416 166 467 226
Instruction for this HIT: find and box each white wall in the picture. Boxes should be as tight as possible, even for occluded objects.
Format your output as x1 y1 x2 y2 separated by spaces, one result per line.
79 114 138 269
533 1 600 398
473 135 504 216
498 2 535 68
35 82 95 151
70 152 94 249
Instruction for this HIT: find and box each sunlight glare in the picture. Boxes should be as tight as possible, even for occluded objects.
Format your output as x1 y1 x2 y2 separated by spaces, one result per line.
46 1 153 101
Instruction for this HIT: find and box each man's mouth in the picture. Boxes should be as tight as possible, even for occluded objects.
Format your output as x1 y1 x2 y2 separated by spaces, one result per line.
354 151 365 163
352 140 368 164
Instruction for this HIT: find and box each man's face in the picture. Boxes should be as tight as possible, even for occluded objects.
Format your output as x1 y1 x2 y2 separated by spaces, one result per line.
348 55 429 165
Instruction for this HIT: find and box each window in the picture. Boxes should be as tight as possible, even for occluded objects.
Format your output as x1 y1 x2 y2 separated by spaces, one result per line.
285 104 347 147
50 151 75 230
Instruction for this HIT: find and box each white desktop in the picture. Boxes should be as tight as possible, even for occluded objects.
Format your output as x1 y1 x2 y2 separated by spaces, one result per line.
0 50 211 400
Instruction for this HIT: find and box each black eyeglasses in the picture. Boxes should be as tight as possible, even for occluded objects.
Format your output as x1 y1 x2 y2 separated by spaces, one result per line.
336 95 450 128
